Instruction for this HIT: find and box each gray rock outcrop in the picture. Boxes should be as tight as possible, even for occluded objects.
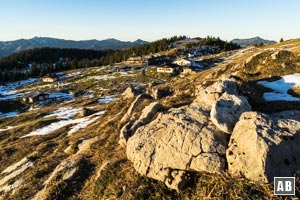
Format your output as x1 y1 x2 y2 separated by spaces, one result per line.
126 104 228 190
210 92 251 134
120 94 152 124
122 85 144 99
193 77 239 110
119 102 162 146
227 111 300 182
149 88 172 100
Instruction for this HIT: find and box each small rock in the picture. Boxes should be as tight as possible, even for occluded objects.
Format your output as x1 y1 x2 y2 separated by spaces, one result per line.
79 108 94 117
149 88 172 100
122 85 143 99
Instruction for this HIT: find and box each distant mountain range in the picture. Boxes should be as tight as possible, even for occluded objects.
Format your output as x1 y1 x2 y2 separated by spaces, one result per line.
230 37 276 47
0 37 148 58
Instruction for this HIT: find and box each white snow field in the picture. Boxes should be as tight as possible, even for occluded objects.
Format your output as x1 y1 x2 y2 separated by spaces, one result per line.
257 74 300 101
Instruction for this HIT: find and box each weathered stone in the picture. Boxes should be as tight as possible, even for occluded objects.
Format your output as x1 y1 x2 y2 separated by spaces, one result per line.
122 85 143 99
119 120 135 146
149 88 172 100
126 104 228 190
120 94 152 124
227 111 300 182
79 108 94 117
119 102 162 146
193 77 239 110
210 92 251 134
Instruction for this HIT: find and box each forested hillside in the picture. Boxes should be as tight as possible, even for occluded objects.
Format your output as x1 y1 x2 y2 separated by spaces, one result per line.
0 36 240 82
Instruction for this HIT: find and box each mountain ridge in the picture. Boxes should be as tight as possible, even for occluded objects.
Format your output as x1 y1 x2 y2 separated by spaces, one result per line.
230 36 276 47
0 37 148 58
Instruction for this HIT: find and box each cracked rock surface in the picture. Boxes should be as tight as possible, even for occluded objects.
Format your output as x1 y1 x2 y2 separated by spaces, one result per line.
210 92 252 134
126 104 228 190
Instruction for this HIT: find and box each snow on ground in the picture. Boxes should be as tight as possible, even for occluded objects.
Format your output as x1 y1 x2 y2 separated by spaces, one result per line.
22 108 105 137
0 126 15 132
0 112 19 119
22 120 74 137
0 78 38 100
257 74 300 101
49 92 74 100
98 96 115 104
67 111 105 135
63 71 81 79
44 107 81 120
57 82 70 88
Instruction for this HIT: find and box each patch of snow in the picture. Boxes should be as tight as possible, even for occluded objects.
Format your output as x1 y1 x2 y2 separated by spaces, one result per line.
257 73 300 101
0 78 38 100
44 107 81 120
49 92 74 101
22 110 105 137
67 117 98 135
57 82 70 88
0 126 15 132
98 96 115 104
67 111 105 135
63 71 81 79
0 112 19 119
22 120 75 137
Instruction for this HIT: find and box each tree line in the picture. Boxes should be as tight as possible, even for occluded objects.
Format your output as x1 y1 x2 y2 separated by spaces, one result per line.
0 35 240 83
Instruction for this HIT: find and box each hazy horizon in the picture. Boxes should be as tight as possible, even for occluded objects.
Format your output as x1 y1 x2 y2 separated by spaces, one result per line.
1 0 299 42
0 35 284 43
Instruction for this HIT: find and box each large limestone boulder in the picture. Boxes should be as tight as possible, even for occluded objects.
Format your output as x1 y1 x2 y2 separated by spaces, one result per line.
227 111 300 182
210 92 251 134
193 77 239 110
119 102 162 146
126 105 228 190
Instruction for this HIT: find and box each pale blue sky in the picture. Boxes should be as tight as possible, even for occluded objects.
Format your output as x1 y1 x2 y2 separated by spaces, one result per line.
0 0 299 42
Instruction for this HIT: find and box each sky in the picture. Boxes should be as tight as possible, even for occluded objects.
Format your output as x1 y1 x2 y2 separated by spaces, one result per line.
0 0 299 42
